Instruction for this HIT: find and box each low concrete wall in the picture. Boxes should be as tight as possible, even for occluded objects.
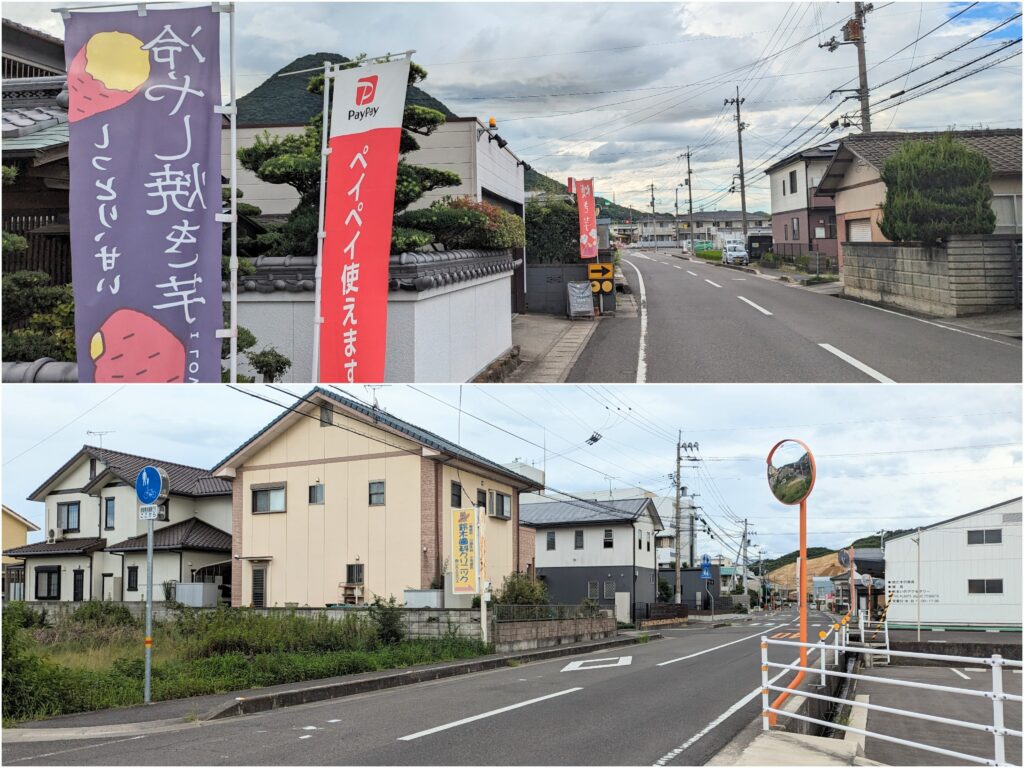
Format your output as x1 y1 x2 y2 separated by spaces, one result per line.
489 616 617 652
841 235 1022 317
888 641 1022 663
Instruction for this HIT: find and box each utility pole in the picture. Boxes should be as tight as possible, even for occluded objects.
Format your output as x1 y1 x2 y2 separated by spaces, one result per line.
685 148 694 245
649 182 656 250
673 432 682 604
724 87 749 237
740 519 749 593
674 186 680 249
820 2 873 132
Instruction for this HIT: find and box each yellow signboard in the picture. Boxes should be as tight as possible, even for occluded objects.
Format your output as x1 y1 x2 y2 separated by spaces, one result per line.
451 508 478 594
587 263 614 294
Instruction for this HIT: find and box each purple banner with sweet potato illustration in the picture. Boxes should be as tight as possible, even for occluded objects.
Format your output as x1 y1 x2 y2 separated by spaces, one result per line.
66 6 221 382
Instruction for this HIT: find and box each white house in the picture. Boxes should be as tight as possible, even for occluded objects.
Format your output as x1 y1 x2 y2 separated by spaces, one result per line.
519 497 663 623
884 498 1022 629
3 446 232 604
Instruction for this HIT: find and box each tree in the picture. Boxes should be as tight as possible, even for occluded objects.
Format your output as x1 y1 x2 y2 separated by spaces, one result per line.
525 199 581 263
491 572 549 605
246 348 292 382
658 579 674 603
1 272 75 362
237 57 460 257
879 134 996 243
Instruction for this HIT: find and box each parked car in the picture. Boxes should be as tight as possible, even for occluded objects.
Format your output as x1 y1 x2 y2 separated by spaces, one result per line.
723 242 749 266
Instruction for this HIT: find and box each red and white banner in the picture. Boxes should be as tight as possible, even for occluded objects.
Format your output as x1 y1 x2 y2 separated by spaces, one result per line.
320 58 410 382
576 178 598 259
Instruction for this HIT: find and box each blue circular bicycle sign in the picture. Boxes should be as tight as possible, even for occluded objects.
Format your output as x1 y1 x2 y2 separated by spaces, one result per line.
136 466 169 505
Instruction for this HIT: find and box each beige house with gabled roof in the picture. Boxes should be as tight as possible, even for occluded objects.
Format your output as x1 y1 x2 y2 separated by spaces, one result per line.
213 387 544 609
3 505 40 599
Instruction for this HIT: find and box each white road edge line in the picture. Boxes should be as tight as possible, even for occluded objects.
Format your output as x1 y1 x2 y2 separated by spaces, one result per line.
857 300 1020 348
397 687 583 741
704 279 722 288
818 343 896 383
951 668 971 680
623 258 649 384
737 296 773 316
686 270 698 276
657 625 785 666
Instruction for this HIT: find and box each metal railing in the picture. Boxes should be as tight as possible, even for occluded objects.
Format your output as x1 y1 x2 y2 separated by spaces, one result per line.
490 603 610 623
760 635 1023 766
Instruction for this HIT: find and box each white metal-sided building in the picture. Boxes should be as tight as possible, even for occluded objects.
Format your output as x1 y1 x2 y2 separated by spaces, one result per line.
884 498 1022 629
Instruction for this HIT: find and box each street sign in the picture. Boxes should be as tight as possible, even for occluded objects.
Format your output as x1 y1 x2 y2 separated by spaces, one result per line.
135 466 169 505
587 263 614 295
700 554 712 580
139 504 159 521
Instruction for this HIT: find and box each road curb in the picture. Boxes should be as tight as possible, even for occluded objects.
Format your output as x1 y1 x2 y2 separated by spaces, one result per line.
203 633 661 721
713 262 759 275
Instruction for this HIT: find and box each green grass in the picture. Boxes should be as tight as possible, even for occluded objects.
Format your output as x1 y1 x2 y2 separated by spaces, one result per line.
3 603 490 725
696 250 722 261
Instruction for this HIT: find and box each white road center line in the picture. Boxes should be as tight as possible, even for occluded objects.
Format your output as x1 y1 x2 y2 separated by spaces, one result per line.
737 296 773 316
673 265 682 269
686 270 698 276
623 258 649 384
818 343 896 383
397 687 583 741
657 626 783 666
732 277 746 281
705 279 722 288
951 668 970 680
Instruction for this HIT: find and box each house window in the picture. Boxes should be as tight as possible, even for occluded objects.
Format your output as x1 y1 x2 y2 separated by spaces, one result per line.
968 579 1003 594
782 179 787 196
789 169 798 194
252 485 286 513
791 217 800 240
647 532 652 552
827 215 837 239
575 530 584 550
451 481 463 508
491 492 512 520
547 531 556 551
638 530 643 550
127 565 139 592
783 223 789 240
477 489 488 512
104 497 116 530
251 566 267 608
89 458 97 480
603 529 613 549
967 529 1002 545
368 481 385 506
603 580 616 599
309 484 325 504
35 566 60 600
346 563 364 584
319 404 333 427
588 581 599 599
57 501 80 532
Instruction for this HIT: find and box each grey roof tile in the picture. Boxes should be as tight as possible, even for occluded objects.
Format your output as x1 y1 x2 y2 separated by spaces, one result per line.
519 497 661 528
106 518 231 553
4 537 106 557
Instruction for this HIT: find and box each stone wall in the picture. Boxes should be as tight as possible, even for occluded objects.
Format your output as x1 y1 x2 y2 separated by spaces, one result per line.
489 615 616 652
841 235 1022 317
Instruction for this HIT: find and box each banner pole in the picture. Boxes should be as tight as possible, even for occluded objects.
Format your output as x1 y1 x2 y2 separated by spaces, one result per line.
228 2 238 383
311 61 331 382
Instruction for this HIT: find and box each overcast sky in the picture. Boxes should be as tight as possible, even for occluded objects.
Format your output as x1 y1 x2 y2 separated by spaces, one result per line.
5 0 1021 213
3 383 1020 561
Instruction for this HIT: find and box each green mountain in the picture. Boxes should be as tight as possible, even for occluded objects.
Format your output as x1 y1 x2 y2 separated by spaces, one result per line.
525 168 674 223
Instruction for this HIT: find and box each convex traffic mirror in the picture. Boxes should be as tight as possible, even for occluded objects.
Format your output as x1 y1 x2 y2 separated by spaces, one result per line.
766 439 816 505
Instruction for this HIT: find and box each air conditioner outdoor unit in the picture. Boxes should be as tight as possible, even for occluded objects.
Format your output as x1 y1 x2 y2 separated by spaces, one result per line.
48 528 65 543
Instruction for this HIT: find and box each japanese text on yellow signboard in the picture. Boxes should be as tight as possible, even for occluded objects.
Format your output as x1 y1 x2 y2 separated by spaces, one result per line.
451 508 478 594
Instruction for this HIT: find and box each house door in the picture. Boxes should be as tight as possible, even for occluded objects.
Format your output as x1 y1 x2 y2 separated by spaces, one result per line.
73 570 85 602
846 218 871 242
252 566 266 608
101 573 112 601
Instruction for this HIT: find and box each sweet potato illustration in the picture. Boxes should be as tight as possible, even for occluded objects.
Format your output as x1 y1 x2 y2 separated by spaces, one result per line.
90 309 185 383
68 31 150 122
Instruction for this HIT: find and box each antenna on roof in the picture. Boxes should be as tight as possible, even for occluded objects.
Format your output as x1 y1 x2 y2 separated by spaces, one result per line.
365 385 383 411
86 430 114 448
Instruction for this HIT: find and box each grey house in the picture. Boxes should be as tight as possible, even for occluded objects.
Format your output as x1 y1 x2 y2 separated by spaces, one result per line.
520 497 663 622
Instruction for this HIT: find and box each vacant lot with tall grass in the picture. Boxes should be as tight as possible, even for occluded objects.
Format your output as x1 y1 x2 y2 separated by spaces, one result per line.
2 600 487 725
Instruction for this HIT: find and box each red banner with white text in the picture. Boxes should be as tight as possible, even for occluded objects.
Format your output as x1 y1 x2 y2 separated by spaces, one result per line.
576 178 598 259
320 58 410 382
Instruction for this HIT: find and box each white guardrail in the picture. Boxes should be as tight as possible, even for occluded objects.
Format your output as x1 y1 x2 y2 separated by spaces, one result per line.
760 632 1023 767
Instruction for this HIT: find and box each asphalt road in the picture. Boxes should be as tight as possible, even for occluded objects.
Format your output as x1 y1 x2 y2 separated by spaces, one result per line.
4 610 841 767
568 250 1022 383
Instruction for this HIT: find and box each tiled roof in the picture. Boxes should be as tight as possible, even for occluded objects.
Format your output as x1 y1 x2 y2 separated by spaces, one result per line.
2 105 67 139
214 387 544 490
236 52 456 127
106 518 231 553
2 75 69 152
763 140 840 175
29 445 231 501
841 129 1022 175
519 497 662 528
4 537 105 557
2 17 64 47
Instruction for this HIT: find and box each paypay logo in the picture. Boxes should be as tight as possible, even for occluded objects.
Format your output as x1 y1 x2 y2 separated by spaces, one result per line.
355 75 378 106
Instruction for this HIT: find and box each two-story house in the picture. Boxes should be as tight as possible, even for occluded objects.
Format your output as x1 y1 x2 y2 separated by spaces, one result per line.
3 505 40 600
764 141 840 262
519 497 662 622
212 387 544 609
3 446 232 603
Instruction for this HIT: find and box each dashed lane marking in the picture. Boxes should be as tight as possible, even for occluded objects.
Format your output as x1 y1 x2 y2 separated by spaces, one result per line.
737 296 773 315
818 343 896 383
951 668 970 680
686 270 698 276
705 279 722 288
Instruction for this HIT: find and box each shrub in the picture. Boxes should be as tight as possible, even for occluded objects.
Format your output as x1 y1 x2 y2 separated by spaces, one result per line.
658 579 674 603
246 347 292 383
492 572 549 605
71 602 137 628
394 198 525 251
5 601 47 629
525 199 580 263
368 596 405 646
879 133 996 243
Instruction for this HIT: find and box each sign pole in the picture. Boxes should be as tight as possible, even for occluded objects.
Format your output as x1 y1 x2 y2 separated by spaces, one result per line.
144 517 153 704
476 505 487 645
798 499 808 675
310 60 332 382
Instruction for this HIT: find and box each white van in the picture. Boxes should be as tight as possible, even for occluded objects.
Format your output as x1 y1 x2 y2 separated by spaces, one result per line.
723 242 749 266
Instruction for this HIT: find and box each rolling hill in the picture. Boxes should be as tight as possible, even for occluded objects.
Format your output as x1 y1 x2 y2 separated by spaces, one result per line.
525 168 675 223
